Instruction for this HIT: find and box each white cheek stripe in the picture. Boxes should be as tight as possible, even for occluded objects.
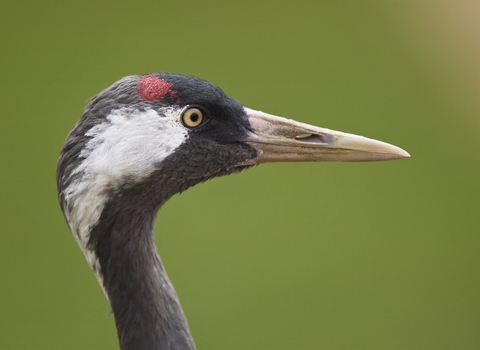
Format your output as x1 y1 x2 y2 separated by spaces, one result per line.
62 107 188 294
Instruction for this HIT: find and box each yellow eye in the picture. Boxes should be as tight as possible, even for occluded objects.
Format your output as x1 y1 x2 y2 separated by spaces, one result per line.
182 108 204 128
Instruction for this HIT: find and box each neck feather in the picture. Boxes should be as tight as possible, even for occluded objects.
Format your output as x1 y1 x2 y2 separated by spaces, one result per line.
88 192 196 350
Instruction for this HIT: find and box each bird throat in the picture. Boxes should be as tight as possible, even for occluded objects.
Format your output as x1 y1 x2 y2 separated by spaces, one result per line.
81 176 196 350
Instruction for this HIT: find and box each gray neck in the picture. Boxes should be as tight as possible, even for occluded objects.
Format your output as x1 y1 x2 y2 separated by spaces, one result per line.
87 194 196 350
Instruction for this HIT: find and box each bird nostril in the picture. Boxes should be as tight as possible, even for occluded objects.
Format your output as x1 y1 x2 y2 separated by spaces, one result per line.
295 133 312 139
294 133 328 144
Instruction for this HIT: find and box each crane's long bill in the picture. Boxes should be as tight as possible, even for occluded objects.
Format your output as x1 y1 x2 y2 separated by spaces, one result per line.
240 108 410 165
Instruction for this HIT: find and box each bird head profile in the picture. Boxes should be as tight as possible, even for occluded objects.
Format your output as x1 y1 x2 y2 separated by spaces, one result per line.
57 73 409 350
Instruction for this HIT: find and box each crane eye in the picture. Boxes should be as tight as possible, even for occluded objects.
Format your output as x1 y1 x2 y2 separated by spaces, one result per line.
182 108 204 128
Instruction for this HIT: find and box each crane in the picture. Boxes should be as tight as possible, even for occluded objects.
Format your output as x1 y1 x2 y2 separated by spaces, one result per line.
57 73 409 350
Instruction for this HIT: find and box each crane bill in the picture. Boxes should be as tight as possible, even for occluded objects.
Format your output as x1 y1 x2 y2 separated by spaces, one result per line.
238 107 410 165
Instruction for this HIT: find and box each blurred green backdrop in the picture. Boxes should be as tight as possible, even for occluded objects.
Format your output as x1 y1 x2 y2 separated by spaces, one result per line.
1 1 479 349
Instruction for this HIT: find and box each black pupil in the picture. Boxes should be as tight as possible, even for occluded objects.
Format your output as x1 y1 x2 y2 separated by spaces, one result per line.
190 113 199 123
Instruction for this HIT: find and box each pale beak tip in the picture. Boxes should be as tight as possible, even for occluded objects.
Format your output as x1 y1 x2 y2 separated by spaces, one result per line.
401 149 411 159
390 146 410 160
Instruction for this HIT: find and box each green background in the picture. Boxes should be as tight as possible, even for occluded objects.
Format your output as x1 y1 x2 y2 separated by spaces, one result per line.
1 1 479 349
